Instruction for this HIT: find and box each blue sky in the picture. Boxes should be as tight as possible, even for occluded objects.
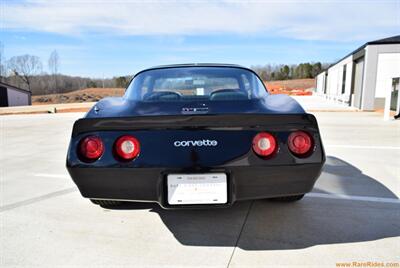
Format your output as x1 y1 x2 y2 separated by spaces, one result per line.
1 0 399 78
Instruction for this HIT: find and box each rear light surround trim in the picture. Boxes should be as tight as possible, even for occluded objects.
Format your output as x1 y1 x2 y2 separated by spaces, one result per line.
287 130 314 158
252 132 278 158
114 135 141 161
78 135 104 162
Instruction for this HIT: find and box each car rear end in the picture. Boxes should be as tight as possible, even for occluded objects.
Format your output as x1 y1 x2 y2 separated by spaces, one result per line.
67 113 325 209
66 65 325 209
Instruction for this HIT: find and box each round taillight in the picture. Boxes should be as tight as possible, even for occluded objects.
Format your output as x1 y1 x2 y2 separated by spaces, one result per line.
114 135 140 161
252 132 277 157
79 136 104 161
288 131 314 157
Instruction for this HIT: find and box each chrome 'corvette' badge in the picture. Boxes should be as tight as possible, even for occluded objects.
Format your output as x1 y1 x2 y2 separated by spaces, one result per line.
173 140 218 147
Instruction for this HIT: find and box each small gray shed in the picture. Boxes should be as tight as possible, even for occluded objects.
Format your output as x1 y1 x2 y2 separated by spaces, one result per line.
0 81 32 107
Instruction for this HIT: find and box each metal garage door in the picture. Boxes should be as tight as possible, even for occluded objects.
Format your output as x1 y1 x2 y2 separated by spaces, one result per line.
353 58 364 109
0 86 8 107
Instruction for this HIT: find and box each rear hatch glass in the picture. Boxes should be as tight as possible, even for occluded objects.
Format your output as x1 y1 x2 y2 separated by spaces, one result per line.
125 66 268 103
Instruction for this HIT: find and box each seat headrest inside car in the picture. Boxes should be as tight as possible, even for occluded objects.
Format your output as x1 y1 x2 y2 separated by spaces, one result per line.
210 91 248 101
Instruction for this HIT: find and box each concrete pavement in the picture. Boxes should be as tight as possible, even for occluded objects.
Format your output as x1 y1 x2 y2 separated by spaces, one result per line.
292 96 357 111
1 111 399 267
0 102 94 115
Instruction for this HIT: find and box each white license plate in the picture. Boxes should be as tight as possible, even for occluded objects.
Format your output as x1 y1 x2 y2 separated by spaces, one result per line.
167 173 227 205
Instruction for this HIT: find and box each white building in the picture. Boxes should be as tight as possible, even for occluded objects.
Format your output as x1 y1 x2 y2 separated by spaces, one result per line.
316 35 400 111
0 81 32 107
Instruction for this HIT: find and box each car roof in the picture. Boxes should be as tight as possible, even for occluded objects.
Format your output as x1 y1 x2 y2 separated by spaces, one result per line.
135 63 256 77
148 63 245 69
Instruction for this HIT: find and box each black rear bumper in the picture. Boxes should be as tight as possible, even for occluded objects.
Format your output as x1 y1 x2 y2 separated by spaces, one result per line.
67 163 323 209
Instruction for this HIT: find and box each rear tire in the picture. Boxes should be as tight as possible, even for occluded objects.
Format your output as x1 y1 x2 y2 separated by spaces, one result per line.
90 199 123 207
269 194 305 202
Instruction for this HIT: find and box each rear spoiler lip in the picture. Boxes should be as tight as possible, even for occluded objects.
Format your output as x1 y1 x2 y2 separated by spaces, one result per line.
71 113 319 138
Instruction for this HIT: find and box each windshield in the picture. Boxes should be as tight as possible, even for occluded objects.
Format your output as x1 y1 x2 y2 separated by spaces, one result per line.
125 67 268 102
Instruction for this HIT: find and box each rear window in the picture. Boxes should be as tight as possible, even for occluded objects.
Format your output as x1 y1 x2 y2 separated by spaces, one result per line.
125 66 267 102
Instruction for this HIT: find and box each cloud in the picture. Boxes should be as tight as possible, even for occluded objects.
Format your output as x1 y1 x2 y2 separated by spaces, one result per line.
2 0 399 41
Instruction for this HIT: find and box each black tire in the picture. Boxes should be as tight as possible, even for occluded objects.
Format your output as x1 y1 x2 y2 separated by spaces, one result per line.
90 199 123 207
269 194 305 202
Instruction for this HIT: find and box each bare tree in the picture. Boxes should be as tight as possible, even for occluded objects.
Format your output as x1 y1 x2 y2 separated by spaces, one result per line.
48 50 59 93
0 41 5 82
7 54 42 91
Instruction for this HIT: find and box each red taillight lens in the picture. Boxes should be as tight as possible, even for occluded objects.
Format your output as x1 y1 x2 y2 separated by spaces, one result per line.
79 136 104 161
252 132 277 157
114 135 140 161
288 131 314 157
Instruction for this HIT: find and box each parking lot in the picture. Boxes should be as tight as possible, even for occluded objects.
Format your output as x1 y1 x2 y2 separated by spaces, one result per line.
1 110 399 267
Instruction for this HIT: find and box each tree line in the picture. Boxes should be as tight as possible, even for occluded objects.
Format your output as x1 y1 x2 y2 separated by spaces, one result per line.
251 62 329 81
0 46 132 95
0 45 329 96
1 71 132 96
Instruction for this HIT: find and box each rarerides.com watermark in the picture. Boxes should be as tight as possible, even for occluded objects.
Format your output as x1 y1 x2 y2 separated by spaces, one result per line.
336 261 399 267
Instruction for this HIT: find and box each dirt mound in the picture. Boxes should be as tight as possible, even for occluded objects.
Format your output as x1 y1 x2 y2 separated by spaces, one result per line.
265 79 315 96
33 79 316 105
33 88 125 105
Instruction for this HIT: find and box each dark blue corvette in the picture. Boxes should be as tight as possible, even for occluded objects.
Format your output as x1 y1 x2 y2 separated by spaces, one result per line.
66 64 325 209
